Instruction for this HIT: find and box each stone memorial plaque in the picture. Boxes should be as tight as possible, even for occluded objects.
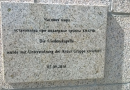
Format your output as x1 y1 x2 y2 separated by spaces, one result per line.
1 2 107 83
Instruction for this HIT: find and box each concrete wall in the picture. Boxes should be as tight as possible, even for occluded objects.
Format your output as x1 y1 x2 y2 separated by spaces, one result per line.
0 0 130 90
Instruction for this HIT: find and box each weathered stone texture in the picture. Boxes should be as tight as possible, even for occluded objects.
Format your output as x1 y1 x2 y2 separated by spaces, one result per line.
36 0 111 11
1 14 129 90
3 83 130 90
37 0 110 5
1 2 107 83
113 0 130 13
95 14 130 84
0 0 130 90
0 0 34 2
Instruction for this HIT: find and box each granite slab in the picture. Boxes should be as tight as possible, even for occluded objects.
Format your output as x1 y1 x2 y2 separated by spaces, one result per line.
1 2 107 83
113 0 130 13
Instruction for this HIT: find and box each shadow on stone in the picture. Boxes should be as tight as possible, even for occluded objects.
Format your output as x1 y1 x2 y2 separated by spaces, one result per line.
2 13 125 90
95 13 124 89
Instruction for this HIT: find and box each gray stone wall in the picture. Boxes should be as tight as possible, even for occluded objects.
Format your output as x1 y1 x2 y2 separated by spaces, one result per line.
0 0 130 90
0 0 33 2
